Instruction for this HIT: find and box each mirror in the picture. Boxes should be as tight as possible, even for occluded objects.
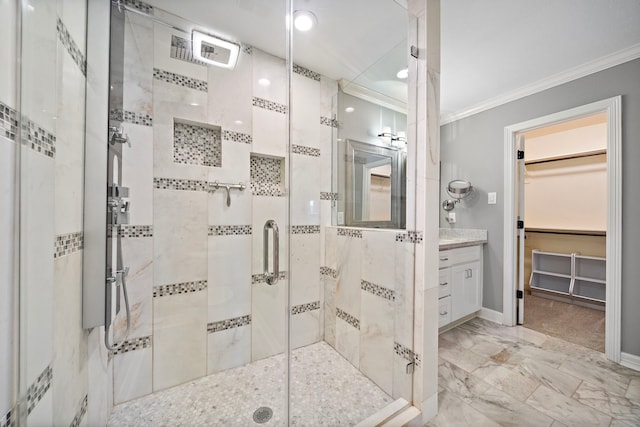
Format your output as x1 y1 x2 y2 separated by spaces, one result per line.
344 139 405 228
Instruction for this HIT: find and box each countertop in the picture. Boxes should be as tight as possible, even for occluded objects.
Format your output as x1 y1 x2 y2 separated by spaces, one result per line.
439 228 487 250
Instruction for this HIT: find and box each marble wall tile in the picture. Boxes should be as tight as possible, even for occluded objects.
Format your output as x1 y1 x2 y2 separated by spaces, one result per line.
393 352 413 401
22 149 54 392
290 154 321 225
21 0 58 132
152 81 208 181
208 235 252 322
113 236 153 339
121 123 154 225
123 13 153 116
324 227 337 270
26 383 52 427
526 385 611 426
86 328 113 427
359 291 394 395
361 230 396 290
153 291 207 391
251 279 286 361
207 324 251 374
252 106 288 158
57 0 87 55
208 49 252 135
290 233 321 306
54 43 85 235
207 139 251 195
0 0 17 107
252 49 286 105
323 276 337 348
0 138 15 416
394 236 415 348
334 231 363 318
52 251 88 426
335 317 360 369
153 189 208 286
114 347 152 404
291 309 321 350
291 73 321 150
319 76 337 121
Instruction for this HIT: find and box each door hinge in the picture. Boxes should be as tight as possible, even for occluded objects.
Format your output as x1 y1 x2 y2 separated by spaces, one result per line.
410 45 418 59
516 290 524 299
517 220 524 229
517 150 524 159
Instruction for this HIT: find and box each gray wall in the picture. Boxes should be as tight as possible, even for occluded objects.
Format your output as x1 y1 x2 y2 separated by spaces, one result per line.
440 58 640 357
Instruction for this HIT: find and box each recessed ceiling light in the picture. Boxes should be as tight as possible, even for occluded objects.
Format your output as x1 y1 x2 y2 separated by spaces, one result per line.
396 68 408 79
345 107 355 113
294 10 317 32
258 78 271 87
234 120 243 125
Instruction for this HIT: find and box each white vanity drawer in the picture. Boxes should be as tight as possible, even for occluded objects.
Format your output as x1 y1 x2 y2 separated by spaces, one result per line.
439 296 452 327
439 268 451 298
440 245 481 268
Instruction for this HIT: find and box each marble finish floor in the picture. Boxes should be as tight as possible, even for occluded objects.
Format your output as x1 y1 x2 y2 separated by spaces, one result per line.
524 293 605 352
430 318 640 427
107 341 392 426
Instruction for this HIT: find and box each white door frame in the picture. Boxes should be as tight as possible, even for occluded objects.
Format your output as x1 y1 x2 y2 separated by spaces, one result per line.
502 96 622 362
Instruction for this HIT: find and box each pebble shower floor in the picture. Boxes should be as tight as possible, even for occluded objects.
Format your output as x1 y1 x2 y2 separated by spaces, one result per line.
107 341 393 426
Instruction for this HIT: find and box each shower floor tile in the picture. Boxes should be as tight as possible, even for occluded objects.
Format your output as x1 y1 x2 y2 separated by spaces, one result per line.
107 341 393 426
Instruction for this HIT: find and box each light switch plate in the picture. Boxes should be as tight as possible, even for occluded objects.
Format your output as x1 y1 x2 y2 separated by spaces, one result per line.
488 192 497 204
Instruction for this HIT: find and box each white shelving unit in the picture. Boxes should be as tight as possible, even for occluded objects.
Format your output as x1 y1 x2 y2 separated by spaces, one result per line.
530 249 606 310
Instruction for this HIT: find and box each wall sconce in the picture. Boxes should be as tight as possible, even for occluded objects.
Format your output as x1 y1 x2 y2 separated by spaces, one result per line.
377 126 394 139
392 131 407 146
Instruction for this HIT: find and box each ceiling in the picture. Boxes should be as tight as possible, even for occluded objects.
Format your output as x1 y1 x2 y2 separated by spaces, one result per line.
146 0 640 121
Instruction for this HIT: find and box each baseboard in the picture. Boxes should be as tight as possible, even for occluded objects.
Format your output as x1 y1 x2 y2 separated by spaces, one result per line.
620 352 640 372
478 307 503 324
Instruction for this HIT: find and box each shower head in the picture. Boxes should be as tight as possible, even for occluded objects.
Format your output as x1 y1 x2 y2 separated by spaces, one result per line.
192 30 240 69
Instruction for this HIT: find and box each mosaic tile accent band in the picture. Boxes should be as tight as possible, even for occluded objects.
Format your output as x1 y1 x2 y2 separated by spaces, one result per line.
154 177 208 192
320 116 338 128
293 64 321 81
173 121 221 167
222 129 252 144
361 280 395 302
320 192 338 201
0 406 15 427
291 225 320 234
208 225 252 236
337 228 363 238
252 97 288 114
170 35 207 66
292 144 321 157
56 17 86 76
110 109 153 126
153 280 208 298
22 117 56 158
207 315 251 333
291 301 320 315
54 232 83 259
394 342 416 364
250 154 285 197
414 353 422 368
0 102 18 142
153 68 208 92
116 225 153 238
112 336 152 355
336 308 360 330
320 266 337 279
69 395 88 427
122 0 154 14
395 230 424 244
251 271 287 285
26 364 52 414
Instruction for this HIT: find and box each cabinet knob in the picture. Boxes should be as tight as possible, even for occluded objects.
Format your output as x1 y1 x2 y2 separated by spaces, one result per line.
440 282 448 286
440 257 449 261
440 311 448 316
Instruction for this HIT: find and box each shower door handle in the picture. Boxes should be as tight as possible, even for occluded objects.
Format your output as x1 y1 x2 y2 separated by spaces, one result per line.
263 220 279 286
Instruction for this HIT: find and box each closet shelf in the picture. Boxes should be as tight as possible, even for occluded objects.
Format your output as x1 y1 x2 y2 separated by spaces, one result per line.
532 270 572 279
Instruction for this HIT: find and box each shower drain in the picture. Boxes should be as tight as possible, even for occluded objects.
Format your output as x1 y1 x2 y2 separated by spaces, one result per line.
253 406 273 424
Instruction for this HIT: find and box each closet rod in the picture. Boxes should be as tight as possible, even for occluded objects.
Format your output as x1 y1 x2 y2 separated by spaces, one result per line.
525 149 606 166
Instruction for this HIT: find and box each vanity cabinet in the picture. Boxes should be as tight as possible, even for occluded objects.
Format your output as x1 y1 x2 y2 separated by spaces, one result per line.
439 245 483 327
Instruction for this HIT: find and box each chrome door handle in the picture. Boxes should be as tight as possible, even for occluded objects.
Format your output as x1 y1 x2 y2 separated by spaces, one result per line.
263 220 279 286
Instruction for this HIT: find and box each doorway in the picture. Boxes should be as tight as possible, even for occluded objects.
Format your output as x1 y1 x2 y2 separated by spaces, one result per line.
517 113 607 352
502 96 622 362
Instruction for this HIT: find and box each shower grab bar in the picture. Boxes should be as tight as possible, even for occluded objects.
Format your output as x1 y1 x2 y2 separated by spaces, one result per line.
263 220 279 286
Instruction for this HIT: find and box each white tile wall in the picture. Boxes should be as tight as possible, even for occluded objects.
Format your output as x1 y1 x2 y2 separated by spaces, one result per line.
251 279 287 361
291 73 321 149
114 348 152 404
0 0 17 108
290 234 321 306
86 327 113 427
123 13 153 116
121 123 154 226
360 291 394 395
207 325 251 374
290 154 321 225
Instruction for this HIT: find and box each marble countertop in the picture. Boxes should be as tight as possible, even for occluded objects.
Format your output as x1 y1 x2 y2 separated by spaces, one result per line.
439 228 488 250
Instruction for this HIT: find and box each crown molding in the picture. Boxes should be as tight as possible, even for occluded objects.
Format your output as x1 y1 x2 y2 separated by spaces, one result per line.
339 79 408 115
440 43 640 125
